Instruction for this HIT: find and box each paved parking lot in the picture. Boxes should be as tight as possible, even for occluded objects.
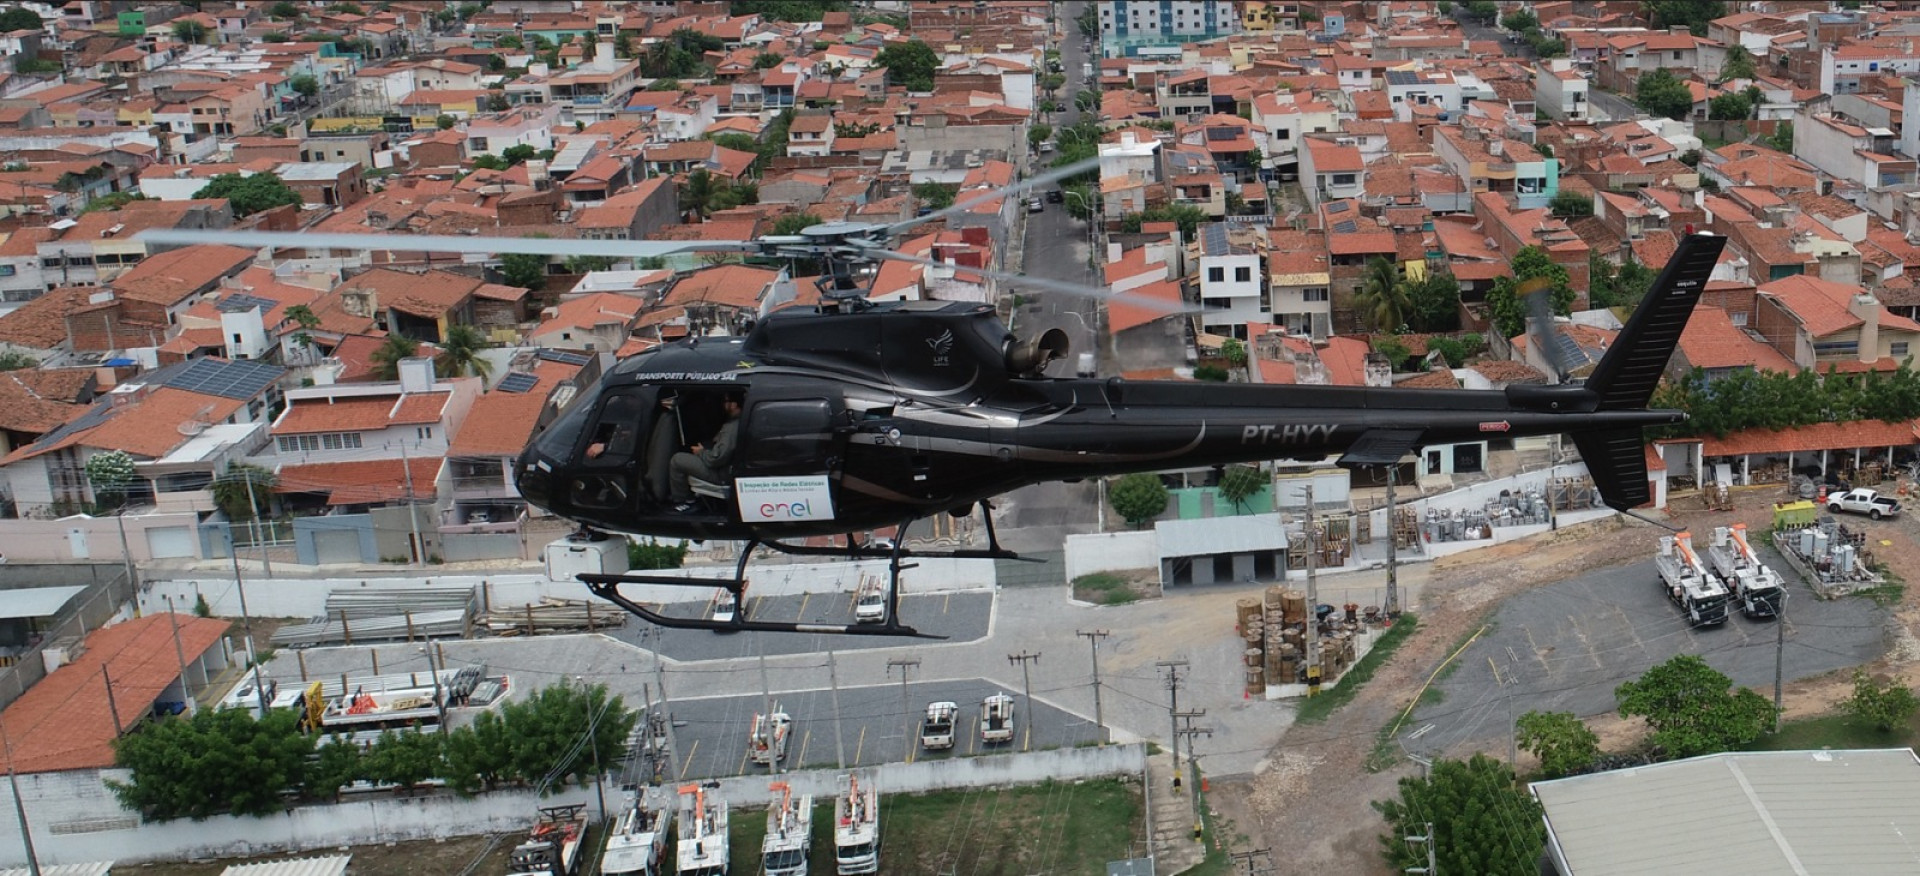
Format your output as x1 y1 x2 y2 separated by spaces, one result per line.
603 591 995 660
1408 546 1886 758
662 678 1103 780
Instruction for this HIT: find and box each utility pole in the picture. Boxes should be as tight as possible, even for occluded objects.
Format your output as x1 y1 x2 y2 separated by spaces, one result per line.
887 658 920 761
0 718 39 876
1303 483 1322 693
1404 821 1437 875
827 648 846 769
1774 588 1787 732
1174 714 1211 843
1384 463 1399 617
1008 650 1040 752
647 626 677 781
1076 629 1109 744
577 677 608 826
1229 849 1274 876
162 595 196 716
242 474 272 578
1157 659 1188 789
756 636 779 775
226 531 270 717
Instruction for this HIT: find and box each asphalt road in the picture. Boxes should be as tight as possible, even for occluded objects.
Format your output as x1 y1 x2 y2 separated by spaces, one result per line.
1406 548 1886 759
602 590 995 660
662 678 1103 780
1587 87 1639 123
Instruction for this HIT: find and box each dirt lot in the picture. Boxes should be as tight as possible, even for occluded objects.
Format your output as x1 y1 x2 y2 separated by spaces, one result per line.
1207 490 1920 875
115 833 521 875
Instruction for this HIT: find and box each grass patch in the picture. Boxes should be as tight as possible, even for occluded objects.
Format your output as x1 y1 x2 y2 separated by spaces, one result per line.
1295 613 1420 724
1415 617 1497 709
1747 709 1920 752
1855 581 1905 607
1072 572 1148 605
1364 720 1401 773
870 778 1143 874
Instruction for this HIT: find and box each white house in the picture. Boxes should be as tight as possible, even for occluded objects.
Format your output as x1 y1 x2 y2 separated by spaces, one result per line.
267 359 479 466
1299 137 1365 207
1193 224 1265 338
1534 60 1590 121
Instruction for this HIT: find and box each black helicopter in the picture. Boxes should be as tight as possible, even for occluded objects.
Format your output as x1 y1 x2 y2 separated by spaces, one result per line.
145 160 1727 638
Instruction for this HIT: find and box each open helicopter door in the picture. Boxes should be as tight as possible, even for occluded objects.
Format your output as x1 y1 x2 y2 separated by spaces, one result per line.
732 396 845 526
564 386 661 515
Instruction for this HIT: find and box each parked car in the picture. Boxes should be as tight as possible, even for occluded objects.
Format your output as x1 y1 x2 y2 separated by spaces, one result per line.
1026 198 1044 213
1046 189 1064 203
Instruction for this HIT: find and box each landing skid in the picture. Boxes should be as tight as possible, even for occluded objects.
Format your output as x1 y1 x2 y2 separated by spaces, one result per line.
579 504 1033 637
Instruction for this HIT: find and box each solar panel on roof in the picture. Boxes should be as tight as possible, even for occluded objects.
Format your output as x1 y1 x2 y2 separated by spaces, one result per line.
162 358 285 400
1333 219 1359 233
217 293 276 314
496 373 538 394
537 349 591 366
1326 201 1350 214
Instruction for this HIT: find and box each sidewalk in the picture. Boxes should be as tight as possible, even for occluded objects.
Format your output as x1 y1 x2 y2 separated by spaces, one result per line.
1146 753 1206 874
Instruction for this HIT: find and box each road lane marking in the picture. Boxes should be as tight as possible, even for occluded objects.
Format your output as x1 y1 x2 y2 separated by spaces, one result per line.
679 739 699 780
797 593 810 621
853 725 866 764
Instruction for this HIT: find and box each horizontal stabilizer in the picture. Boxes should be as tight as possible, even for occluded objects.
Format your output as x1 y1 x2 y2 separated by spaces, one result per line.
1337 429 1424 468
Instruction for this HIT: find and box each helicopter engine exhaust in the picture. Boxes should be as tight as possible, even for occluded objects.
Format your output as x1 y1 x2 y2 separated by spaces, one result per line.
1005 328 1071 377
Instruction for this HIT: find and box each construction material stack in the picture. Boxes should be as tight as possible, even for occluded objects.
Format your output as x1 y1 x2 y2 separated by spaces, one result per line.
835 772 881 875
748 708 791 766
919 701 957 750
1655 532 1731 627
508 805 589 876
675 784 729 876
1705 525 1785 619
598 790 672 876
980 694 1015 744
761 782 812 876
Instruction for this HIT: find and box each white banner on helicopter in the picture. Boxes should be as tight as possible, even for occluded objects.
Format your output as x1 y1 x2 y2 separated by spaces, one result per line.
735 475 837 523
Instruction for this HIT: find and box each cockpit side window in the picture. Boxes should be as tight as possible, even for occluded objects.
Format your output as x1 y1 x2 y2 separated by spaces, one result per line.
583 390 652 467
532 380 602 460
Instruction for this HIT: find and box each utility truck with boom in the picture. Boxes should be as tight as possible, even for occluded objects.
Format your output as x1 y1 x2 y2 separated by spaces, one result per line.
1705 524 1785 619
761 782 812 876
598 789 672 876
1655 531 1730 627
675 784 728 876
835 772 881 874
508 805 589 876
748 708 791 765
920 701 957 750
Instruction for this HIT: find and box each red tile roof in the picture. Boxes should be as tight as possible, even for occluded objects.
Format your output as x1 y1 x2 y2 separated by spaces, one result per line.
272 392 449 434
1679 306 1797 373
448 390 548 457
0 613 230 773
1108 278 1182 334
1693 420 1920 457
114 244 255 306
1760 274 1865 337
276 456 444 505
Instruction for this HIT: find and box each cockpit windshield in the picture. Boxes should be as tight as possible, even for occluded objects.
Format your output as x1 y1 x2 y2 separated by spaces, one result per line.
532 380 603 460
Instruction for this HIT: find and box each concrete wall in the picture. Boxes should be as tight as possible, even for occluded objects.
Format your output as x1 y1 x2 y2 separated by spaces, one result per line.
440 531 523 563
140 557 998 619
292 513 377 565
0 746 1144 867
1063 531 1158 581
0 511 205 563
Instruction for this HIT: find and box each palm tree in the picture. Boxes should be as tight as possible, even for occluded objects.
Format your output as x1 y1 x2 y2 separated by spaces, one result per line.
1354 256 1411 333
436 324 493 379
369 334 421 381
283 304 321 364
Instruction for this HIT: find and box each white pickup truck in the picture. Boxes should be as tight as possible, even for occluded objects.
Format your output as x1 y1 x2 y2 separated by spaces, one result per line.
1828 488 1900 519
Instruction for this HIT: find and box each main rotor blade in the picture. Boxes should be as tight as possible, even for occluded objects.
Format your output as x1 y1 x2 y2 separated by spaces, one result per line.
869 249 1204 314
877 154 1102 237
1519 276 1573 382
138 229 760 259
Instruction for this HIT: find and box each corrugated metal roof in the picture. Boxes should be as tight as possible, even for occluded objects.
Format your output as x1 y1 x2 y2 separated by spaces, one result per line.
1155 512 1288 557
0 585 85 619
1532 749 1920 876
0 865 113 876
220 856 352 876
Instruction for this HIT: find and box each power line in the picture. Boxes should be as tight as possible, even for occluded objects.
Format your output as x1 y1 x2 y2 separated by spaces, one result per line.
1076 629 1109 743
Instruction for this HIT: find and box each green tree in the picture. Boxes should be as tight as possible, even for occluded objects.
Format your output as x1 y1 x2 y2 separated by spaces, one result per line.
1373 754 1544 876
1549 189 1593 218
212 463 276 521
1109 473 1169 529
1634 69 1696 121
1616 654 1777 759
495 34 523 49
289 73 320 98
1354 256 1411 332
1216 465 1265 514
435 113 456 130
680 168 753 217
1462 0 1498 22
81 191 148 213
1027 123 1053 148
1406 271 1462 333
1647 0 1726 36
501 143 537 165
629 538 688 570
171 19 209 44
875 39 938 92
192 172 302 217
730 1 850 21
269 1 300 18
368 334 421 381
1765 121 1794 153
1193 364 1229 382
1842 669 1919 733
645 78 683 92
364 729 444 794
1709 92 1752 121
1076 5 1098 37
912 181 959 211
0 8 42 31
1486 246 1572 340
1720 44 1758 82
0 350 38 371
771 212 823 236
1372 335 1412 371
1220 337 1247 368
471 154 508 171
1613 258 1656 309
305 735 365 802
1061 182 1094 221
1117 204 1208 241
753 51 783 69
1515 710 1601 778
441 710 516 795
502 682 637 793
85 450 135 508
1499 9 1537 32
1427 333 1484 368
110 708 316 820
435 323 493 379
